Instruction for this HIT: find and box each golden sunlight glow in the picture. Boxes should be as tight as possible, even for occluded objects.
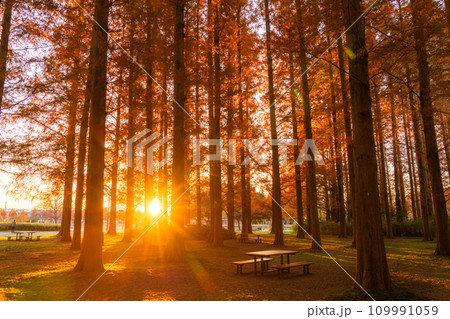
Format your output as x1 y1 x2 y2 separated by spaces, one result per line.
148 199 161 216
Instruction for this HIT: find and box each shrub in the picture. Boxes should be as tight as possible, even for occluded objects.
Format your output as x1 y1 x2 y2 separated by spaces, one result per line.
389 218 436 237
315 217 439 238
319 220 353 236
184 225 236 240
0 222 60 231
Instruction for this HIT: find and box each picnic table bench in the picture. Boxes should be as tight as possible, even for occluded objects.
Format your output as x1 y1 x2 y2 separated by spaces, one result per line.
233 250 314 277
272 261 313 278
6 232 40 241
231 258 273 274
237 234 262 243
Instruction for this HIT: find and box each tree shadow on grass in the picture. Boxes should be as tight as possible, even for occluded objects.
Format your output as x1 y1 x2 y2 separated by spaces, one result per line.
330 284 427 301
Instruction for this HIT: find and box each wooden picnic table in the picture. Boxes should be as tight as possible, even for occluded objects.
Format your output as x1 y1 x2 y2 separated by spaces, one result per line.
12 231 36 241
245 250 298 275
24 231 36 240
13 231 24 240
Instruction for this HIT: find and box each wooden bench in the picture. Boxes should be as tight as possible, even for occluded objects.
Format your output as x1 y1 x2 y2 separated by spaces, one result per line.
273 262 313 278
237 234 262 243
6 235 40 241
232 258 273 274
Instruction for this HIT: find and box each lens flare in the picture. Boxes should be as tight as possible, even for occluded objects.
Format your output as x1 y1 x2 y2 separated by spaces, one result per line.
149 199 161 216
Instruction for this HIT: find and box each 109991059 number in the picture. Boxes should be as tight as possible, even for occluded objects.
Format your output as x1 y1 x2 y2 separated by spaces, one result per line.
368 305 438 316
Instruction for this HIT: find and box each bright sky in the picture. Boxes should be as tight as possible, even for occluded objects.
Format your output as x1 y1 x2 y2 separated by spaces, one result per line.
0 174 36 209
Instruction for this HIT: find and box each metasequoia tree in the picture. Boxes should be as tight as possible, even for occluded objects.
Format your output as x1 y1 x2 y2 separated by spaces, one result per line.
194 1 202 227
72 63 92 250
144 0 154 217
74 0 110 273
337 38 356 243
373 88 393 238
295 0 320 249
328 59 345 238
389 82 405 222
410 0 450 255
59 86 77 242
210 0 223 246
289 50 304 239
406 68 432 240
264 0 283 245
236 3 252 237
341 0 391 289
167 0 186 259
123 1 137 243
108 106 120 236
0 0 14 113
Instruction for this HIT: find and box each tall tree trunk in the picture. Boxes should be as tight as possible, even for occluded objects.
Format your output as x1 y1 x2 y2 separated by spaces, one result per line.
389 83 404 222
74 0 109 273
439 113 450 180
411 0 450 255
72 72 92 250
402 107 418 220
60 89 77 242
398 145 408 219
167 0 186 259
123 4 136 243
396 0 417 221
237 6 249 237
295 0 320 249
0 0 13 113
226 89 235 232
195 4 202 227
406 68 433 240
245 133 253 235
330 131 338 223
329 61 346 238
211 2 223 246
341 0 392 290
161 60 169 219
409 129 421 220
337 38 356 245
386 161 393 210
225 28 234 232
144 0 154 218
374 88 393 238
289 51 305 239
264 0 283 246
108 106 120 236
207 0 215 235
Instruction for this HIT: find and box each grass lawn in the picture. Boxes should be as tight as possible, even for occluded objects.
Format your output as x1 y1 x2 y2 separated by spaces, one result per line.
0 233 448 301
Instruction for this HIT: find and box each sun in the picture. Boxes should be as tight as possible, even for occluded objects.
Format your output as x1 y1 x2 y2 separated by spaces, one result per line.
148 199 161 216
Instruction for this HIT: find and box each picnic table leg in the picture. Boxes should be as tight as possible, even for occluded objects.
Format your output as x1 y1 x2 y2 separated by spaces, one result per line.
280 254 283 265
287 254 290 273
254 256 257 275
261 256 264 275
